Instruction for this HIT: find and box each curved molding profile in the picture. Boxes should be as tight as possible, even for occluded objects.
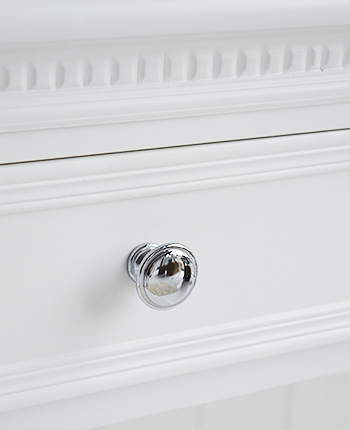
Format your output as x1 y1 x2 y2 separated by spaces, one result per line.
1 128 350 215
1 301 350 415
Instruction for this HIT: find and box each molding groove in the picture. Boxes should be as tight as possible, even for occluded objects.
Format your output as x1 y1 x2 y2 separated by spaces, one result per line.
1 129 350 215
1 301 350 413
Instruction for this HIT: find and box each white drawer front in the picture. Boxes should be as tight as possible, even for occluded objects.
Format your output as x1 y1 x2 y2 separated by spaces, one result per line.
1 129 350 428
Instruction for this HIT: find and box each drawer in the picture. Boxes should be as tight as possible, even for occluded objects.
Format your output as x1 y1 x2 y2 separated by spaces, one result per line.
1 129 350 429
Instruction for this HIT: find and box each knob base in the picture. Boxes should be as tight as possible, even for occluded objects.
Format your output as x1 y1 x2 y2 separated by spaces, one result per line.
127 243 158 282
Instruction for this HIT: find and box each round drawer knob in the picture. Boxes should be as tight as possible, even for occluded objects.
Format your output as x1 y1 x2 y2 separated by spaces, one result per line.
127 243 198 310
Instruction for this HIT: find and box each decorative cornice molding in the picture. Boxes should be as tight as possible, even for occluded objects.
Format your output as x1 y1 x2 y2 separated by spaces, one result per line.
1 301 350 414
1 128 350 214
0 33 349 93
0 28 350 136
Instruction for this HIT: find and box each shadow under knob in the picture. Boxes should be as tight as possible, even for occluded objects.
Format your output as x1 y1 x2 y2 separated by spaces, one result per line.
127 243 198 310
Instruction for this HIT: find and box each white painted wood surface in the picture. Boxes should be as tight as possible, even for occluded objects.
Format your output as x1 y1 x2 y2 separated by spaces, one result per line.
288 372 350 430
97 372 350 430
2 0 350 43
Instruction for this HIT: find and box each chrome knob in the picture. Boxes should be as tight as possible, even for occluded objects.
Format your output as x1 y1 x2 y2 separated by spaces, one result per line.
127 243 198 310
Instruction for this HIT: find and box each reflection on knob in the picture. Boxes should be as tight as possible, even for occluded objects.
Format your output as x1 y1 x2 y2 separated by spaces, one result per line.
127 243 198 310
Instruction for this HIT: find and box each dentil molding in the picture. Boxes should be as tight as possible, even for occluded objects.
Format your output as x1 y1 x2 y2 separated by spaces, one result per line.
0 27 350 133
0 30 349 93
1 2 350 162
